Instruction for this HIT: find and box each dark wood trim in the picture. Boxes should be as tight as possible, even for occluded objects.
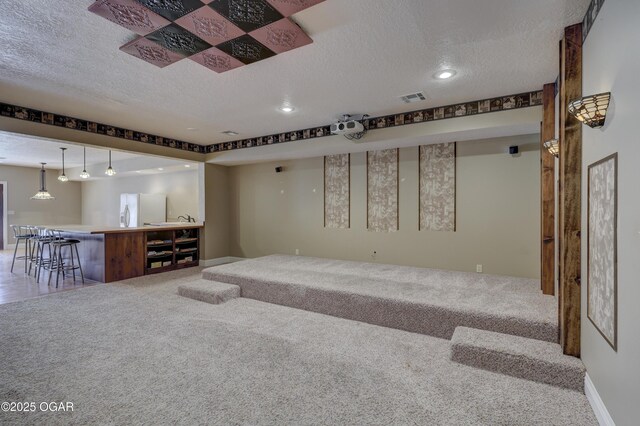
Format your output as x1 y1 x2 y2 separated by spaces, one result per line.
541 83 556 295
587 153 618 351
347 153 351 229
453 142 457 232
558 23 583 356
418 146 422 231
0 183 3 251
396 148 400 231
323 156 327 228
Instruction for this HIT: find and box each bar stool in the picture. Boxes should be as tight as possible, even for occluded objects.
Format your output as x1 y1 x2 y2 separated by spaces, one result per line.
29 227 60 283
10 225 35 273
47 229 84 288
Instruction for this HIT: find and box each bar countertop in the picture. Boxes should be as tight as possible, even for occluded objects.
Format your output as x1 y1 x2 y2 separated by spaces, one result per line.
52 223 204 235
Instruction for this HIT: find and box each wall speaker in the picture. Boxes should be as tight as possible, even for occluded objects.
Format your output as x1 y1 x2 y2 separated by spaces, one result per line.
275 166 283 173
509 146 519 155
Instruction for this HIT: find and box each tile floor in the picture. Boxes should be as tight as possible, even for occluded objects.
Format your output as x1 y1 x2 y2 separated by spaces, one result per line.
0 248 100 305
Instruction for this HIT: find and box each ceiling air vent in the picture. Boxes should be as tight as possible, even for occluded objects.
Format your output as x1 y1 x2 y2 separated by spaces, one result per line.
400 92 427 104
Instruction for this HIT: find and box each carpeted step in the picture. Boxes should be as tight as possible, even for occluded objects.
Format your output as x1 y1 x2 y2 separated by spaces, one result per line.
178 280 240 305
201 256 557 342
450 326 585 392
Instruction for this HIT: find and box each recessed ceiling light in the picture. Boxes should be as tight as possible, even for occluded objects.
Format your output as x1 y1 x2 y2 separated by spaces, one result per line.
157 168 164 171
434 69 457 80
187 127 198 131
222 130 239 136
136 170 142 173
280 106 295 113
184 164 191 168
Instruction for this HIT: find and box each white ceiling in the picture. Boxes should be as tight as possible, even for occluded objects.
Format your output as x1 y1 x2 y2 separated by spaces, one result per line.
0 0 589 149
0 132 137 169
0 131 198 179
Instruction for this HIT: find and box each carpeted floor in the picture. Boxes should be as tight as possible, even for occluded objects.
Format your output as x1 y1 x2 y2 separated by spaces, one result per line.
0 268 596 425
203 255 557 342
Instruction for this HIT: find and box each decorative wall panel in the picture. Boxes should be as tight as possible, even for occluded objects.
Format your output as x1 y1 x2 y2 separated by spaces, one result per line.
324 154 350 229
419 143 456 231
587 153 618 350
367 149 398 232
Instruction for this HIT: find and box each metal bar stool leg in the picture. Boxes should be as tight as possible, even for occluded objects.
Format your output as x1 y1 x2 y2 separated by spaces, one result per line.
74 244 85 284
56 246 64 288
70 245 76 283
10 237 21 273
48 244 57 287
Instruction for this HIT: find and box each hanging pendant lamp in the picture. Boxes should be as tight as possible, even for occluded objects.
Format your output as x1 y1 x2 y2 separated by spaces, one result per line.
79 147 90 179
31 163 55 200
58 147 68 182
105 150 116 176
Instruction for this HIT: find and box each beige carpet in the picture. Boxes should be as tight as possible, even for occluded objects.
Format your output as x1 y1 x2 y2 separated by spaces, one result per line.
0 268 596 425
203 255 557 341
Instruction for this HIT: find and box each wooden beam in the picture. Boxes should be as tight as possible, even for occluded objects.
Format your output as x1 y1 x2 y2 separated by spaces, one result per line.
541 83 556 295
558 23 582 356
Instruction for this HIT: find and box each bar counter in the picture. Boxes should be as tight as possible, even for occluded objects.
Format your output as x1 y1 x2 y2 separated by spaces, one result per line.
55 224 203 283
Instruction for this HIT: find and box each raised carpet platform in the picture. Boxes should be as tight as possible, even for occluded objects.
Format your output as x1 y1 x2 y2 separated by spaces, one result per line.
178 280 240 305
202 255 557 342
451 326 585 392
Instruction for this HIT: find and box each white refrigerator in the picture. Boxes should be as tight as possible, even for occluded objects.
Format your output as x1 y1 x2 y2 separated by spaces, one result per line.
120 193 166 228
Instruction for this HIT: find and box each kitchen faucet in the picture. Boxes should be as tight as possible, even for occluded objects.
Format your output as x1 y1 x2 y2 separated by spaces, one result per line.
177 215 196 223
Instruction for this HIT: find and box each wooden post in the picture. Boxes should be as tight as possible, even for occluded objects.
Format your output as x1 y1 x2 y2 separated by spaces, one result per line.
541 83 556 296
558 24 582 356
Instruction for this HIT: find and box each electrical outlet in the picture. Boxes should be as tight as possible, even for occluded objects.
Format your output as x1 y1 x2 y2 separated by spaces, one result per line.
476 264 483 273
295 249 300 256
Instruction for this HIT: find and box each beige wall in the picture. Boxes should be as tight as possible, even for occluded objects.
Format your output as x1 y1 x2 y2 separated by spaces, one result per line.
0 164 82 245
202 163 230 260
81 170 199 227
228 134 540 278
581 0 640 424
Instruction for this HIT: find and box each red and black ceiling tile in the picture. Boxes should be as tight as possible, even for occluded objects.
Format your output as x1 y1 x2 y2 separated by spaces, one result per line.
89 0 325 73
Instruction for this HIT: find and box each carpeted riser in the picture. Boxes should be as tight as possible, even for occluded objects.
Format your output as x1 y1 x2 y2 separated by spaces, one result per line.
451 345 584 392
178 281 240 305
202 271 557 342
450 327 585 392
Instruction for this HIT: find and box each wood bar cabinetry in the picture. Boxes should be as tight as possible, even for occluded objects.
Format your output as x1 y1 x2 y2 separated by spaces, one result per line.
59 224 202 283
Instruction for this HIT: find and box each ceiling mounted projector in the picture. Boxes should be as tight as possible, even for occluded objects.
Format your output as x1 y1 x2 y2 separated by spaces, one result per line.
330 120 365 135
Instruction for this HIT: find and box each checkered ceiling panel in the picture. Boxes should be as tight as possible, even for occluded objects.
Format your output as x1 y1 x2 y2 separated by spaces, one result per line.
89 0 322 73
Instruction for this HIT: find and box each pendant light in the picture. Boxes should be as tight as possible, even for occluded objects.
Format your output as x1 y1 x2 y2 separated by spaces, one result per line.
79 147 90 179
58 147 68 182
31 163 55 200
105 150 116 176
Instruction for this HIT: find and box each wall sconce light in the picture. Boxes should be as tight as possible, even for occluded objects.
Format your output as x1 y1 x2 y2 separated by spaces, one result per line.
568 92 611 128
544 139 559 157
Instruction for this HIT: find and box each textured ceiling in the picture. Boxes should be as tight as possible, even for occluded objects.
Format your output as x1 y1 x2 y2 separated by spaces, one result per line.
89 0 318 72
0 0 589 149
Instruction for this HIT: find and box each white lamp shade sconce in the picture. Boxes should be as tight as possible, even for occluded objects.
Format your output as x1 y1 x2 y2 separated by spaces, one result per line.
544 139 560 158
568 92 611 128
